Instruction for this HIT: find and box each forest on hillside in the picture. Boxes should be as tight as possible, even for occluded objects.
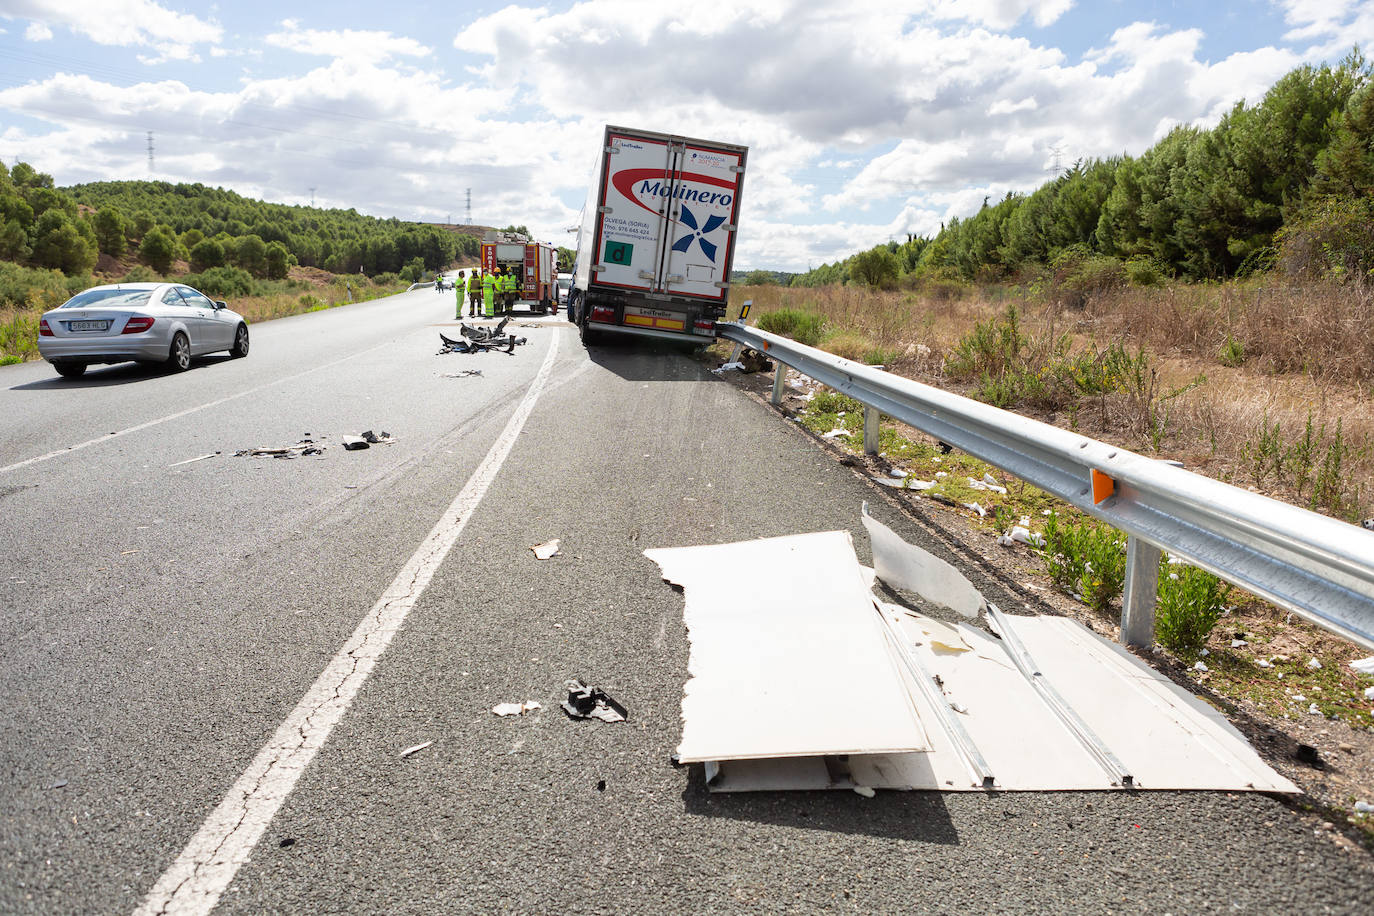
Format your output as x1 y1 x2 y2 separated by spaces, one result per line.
0 162 481 307
793 52 1373 292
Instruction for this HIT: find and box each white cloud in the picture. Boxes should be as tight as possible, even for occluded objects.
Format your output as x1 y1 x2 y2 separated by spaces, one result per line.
988 96 1038 115
0 0 221 46
24 21 52 41
1273 0 1374 56
137 45 200 66
923 0 1075 29
265 19 432 63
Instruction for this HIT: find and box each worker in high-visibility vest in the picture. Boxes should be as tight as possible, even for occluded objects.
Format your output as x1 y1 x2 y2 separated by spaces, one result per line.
501 268 516 311
456 270 469 319
482 268 497 318
468 270 482 316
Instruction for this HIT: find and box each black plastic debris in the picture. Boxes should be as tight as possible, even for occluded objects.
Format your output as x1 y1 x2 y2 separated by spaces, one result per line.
739 348 772 373
439 317 528 355
359 430 394 445
1294 743 1325 769
233 439 324 458
561 680 628 723
341 435 369 451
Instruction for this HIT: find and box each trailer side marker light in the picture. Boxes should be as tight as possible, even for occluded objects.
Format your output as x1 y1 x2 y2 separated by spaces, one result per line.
1091 469 1115 504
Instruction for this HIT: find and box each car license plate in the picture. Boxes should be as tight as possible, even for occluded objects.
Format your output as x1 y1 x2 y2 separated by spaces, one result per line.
69 320 110 331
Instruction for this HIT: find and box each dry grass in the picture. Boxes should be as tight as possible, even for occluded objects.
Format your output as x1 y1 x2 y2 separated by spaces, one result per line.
732 279 1374 520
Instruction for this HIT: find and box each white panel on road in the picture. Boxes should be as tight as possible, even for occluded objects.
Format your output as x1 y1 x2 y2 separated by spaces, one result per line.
645 531 930 763
653 520 1298 795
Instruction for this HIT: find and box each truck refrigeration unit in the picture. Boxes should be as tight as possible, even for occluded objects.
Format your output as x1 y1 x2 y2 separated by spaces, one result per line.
480 231 558 315
569 125 747 345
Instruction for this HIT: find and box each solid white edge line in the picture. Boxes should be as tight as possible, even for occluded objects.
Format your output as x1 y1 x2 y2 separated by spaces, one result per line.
133 330 561 916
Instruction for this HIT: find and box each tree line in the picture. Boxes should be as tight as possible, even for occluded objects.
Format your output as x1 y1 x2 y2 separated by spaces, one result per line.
790 51 1372 289
0 164 481 284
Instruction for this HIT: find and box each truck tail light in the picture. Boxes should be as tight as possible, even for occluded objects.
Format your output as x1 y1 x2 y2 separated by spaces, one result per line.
122 316 156 334
39 318 53 336
590 305 615 324
693 319 715 336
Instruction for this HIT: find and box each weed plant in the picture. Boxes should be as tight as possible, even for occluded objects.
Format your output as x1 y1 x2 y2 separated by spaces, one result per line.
1039 512 1126 617
756 307 826 346
1155 564 1230 657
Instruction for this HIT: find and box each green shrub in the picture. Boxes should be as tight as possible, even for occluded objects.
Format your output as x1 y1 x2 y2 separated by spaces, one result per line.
122 265 158 283
944 305 1026 379
1124 256 1167 287
182 266 254 298
1218 335 1246 367
757 307 826 346
0 261 89 310
1039 512 1126 616
1155 564 1229 656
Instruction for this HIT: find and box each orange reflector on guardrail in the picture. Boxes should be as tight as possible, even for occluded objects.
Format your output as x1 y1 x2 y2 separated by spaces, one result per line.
1091 469 1115 504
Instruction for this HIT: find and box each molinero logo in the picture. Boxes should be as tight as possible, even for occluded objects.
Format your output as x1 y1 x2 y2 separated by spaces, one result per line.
610 168 737 218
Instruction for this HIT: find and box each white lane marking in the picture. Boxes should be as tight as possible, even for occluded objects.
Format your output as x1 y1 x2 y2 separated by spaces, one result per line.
134 331 562 916
0 341 394 476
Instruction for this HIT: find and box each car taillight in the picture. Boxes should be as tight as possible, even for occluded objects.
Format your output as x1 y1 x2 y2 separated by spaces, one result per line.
590 305 615 324
122 316 155 334
39 319 53 336
693 319 715 336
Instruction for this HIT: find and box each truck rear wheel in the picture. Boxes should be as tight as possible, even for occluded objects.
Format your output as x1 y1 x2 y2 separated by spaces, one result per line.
579 313 601 347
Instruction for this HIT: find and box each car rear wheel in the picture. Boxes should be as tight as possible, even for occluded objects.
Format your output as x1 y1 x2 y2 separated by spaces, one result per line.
54 361 87 379
229 323 250 358
168 332 191 372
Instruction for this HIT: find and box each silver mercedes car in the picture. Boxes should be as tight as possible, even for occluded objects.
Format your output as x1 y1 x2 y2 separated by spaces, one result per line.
37 282 250 379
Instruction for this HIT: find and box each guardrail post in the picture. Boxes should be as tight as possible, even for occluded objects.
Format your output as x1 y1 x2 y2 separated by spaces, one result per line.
1120 536 1161 647
771 363 788 405
863 406 880 456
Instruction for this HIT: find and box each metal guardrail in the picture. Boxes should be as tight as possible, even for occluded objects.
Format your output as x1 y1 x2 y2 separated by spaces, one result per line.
717 322 1374 651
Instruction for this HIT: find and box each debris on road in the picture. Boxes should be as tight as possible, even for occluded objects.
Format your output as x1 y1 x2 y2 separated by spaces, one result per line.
439 318 528 355
442 369 484 379
997 526 1045 548
738 348 772 373
561 680 628 723
359 430 395 445
233 438 324 459
711 361 745 374
399 741 433 758
168 452 219 468
877 475 935 491
492 701 542 717
530 539 561 560
46 779 67 790
341 435 369 450
852 786 876 798
646 508 1298 794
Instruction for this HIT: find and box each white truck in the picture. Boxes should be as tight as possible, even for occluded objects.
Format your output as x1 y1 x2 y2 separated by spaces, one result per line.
569 125 748 345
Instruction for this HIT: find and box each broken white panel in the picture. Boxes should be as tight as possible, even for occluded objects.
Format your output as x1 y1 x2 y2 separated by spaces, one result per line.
645 531 929 763
710 607 1298 793
861 503 982 618
997 615 1298 791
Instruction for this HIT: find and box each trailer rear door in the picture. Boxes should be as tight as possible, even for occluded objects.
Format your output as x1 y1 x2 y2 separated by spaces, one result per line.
594 130 743 302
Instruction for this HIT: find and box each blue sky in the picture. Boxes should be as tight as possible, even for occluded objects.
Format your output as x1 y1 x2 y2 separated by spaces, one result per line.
0 0 1369 271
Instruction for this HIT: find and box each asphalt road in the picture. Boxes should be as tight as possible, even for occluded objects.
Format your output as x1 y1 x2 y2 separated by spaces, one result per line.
1 288 1370 914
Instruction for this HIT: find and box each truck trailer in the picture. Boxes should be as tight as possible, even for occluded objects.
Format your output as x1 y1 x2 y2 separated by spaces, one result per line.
569 125 747 345
480 232 558 315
